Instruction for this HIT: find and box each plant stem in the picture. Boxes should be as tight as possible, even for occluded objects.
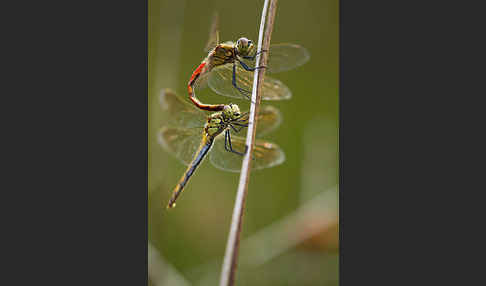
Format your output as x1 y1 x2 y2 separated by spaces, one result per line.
219 0 278 285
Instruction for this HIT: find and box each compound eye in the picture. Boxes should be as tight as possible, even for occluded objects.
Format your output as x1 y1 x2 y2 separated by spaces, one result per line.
239 38 249 46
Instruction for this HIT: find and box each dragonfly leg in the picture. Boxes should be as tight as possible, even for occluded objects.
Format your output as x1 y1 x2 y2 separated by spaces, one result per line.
238 59 266 71
232 63 251 99
238 111 249 119
229 124 239 133
233 114 249 131
231 122 248 133
232 122 249 127
229 122 245 133
224 129 230 152
242 49 268 61
225 130 246 156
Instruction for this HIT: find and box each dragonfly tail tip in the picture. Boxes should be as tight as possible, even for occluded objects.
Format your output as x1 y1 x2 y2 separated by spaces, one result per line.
167 202 176 209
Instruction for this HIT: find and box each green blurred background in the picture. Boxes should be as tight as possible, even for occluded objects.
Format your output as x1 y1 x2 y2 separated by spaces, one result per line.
149 0 338 285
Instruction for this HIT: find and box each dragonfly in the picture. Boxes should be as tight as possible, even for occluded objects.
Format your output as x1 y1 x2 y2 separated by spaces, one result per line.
158 89 284 208
188 13 310 111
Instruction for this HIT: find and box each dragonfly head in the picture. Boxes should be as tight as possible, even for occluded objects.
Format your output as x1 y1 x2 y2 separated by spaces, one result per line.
223 104 241 120
236 37 255 57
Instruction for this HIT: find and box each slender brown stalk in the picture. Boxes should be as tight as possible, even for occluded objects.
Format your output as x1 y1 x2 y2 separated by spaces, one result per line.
219 0 278 285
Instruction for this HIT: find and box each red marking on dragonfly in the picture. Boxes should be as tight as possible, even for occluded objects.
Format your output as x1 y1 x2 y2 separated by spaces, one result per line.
189 62 206 84
188 62 225 112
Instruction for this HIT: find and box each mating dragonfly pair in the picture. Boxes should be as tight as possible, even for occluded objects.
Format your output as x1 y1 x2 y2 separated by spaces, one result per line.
159 14 309 208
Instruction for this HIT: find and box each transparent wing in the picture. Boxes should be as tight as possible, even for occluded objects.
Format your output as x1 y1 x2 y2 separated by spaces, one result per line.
237 105 282 137
255 105 282 136
266 43 310 73
157 126 206 166
209 135 285 172
204 12 220 52
159 88 207 128
193 70 210 92
238 43 310 73
208 63 292 100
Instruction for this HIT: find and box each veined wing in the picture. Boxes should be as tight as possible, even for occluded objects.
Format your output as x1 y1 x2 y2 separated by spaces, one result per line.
159 88 207 128
237 105 282 137
193 69 210 92
204 12 220 52
210 135 285 172
208 63 291 100
265 43 310 73
238 43 309 73
157 126 206 166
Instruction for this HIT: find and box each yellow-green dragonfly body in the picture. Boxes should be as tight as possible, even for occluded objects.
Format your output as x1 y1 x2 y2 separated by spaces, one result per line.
188 14 310 111
159 89 284 208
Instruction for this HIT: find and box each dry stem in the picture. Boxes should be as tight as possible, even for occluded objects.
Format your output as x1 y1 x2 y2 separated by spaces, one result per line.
219 0 279 285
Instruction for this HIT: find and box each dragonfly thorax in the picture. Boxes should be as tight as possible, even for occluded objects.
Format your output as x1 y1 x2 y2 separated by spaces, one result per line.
207 43 236 69
205 104 241 137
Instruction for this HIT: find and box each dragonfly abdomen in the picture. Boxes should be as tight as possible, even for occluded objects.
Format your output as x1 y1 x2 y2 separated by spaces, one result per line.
167 136 214 208
187 62 225 112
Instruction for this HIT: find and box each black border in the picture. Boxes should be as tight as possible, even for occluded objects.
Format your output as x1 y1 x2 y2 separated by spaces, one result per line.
6 0 148 284
339 0 471 284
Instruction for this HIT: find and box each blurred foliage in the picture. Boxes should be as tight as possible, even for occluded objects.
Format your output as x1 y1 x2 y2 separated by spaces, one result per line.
149 0 338 285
